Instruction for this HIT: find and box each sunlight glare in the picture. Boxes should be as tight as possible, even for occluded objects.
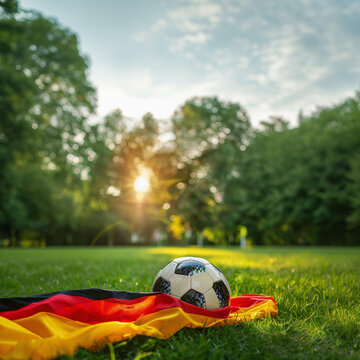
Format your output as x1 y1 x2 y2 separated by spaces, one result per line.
134 176 150 193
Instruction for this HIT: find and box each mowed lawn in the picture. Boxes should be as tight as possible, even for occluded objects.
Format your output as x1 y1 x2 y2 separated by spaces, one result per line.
0 247 359 360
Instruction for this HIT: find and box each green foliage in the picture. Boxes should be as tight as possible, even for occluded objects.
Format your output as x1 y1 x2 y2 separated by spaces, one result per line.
347 150 360 231
0 247 359 359
0 3 96 244
224 95 360 245
171 97 251 234
170 94 360 245
0 0 18 14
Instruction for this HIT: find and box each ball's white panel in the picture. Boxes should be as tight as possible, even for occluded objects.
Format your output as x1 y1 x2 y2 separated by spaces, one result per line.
151 269 163 291
172 256 194 264
205 264 222 282
160 261 177 281
191 272 213 293
220 273 231 296
172 256 210 265
204 288 220 310
169 273 191 297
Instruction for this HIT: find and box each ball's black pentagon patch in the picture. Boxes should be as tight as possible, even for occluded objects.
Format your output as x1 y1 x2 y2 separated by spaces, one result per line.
152 277 171 294
181 289 206 308
213 280 230 308
175 260 206 276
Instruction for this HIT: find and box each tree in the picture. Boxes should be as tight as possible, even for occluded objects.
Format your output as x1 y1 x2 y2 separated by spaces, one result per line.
106 112 178 243
171 97 251 239
0 1 96 244
226 94 360 245
347 150 360 239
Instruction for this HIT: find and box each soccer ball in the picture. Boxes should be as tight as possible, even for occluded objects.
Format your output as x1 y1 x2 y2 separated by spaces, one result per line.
152 256 231 310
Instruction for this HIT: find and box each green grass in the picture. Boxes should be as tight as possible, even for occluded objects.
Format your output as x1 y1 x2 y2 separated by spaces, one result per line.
1 246 359 359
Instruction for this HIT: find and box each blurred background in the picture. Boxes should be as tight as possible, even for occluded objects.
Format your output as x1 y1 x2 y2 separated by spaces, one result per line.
1 0 359 247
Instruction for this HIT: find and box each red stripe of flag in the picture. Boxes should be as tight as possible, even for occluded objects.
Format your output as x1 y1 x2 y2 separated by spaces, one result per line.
0 293 275 324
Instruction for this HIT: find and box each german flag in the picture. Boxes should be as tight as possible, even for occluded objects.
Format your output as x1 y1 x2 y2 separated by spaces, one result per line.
0 289 277 360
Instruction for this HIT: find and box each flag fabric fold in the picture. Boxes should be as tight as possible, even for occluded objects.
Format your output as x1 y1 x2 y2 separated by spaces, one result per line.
0 289 277 360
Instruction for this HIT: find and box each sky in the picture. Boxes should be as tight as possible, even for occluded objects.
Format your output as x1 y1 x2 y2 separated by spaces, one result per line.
21 0 360 126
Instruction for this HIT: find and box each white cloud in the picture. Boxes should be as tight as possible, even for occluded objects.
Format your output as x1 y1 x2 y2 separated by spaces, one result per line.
97 0 360 126
21 0 360 130
169 32 212 51
151 19 168 32
168 0 223 33
132 19 167 43
217 0 360 124
135 0 223 52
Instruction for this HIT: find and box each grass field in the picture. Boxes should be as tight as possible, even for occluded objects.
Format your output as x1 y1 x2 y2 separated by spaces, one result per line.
0 246 359 359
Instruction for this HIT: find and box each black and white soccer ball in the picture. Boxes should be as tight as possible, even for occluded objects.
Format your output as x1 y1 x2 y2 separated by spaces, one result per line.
152 257 231 310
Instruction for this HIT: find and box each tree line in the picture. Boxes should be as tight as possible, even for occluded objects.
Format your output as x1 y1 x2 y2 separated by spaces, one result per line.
1 0 359 246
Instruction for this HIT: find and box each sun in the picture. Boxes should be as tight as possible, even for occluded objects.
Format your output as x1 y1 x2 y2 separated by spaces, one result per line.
134 176 150 193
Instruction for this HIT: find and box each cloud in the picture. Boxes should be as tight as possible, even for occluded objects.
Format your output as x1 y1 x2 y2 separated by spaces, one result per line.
134 0 223 51
169 32 212 52
167 0 223 33
132 19 168 43
213 0 360 123
114 0 360 125
151 19 168 32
